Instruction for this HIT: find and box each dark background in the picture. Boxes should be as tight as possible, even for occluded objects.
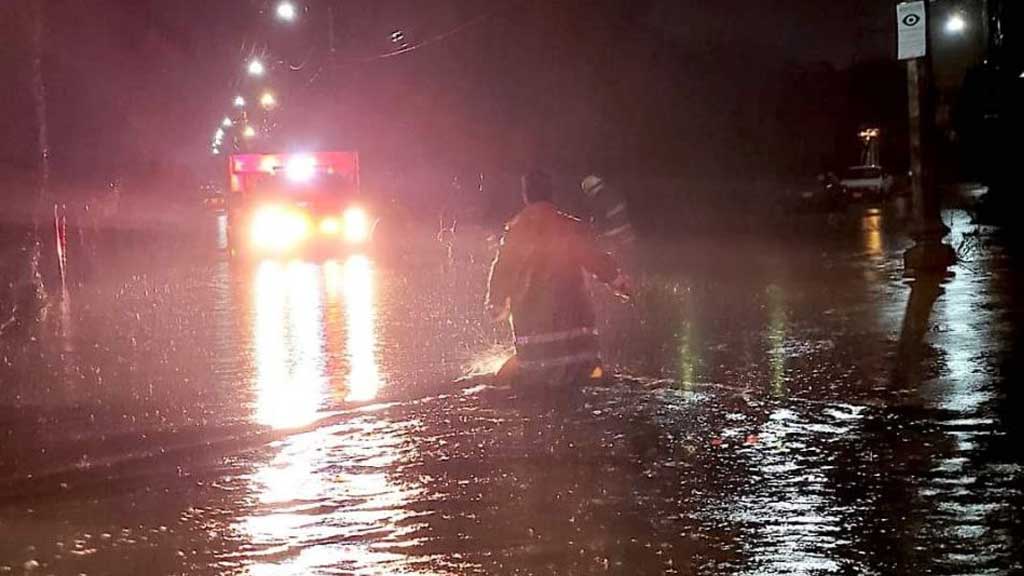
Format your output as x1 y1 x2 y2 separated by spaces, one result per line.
0 0 1015 217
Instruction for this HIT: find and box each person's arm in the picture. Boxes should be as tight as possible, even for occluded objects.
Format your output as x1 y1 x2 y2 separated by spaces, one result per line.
571 219 633 299
486 226 524 321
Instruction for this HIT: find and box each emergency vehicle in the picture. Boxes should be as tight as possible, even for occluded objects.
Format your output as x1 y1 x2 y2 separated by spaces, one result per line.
226 151 373 258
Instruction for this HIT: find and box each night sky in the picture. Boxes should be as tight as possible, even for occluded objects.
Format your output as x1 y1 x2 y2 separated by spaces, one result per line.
1 0 943 198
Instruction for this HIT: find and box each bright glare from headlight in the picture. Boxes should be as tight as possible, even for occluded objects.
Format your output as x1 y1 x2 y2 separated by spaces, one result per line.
285 155 317 183
343 207 370 243
320 217 340 235
250 205 311 252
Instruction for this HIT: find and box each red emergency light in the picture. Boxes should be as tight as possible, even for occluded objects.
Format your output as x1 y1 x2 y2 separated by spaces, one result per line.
228 151 360 193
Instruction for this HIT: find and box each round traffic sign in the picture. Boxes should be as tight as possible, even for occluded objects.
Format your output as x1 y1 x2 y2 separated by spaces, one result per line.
902 13 921 27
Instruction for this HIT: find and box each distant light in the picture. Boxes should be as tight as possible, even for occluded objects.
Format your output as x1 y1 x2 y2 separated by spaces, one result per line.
243 126 257 139
276 1 297 22
1020 71 1024 79
222 117 233 128
247 59 265 77
260 92 277 109
234 96 246 107
858 128 880 140
214 128 225 140
285 154 317 182
212 148 221 155
945 14 967 35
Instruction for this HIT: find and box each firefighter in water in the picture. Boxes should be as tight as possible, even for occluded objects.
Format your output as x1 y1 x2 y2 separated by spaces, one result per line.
580 174 635 255
487 170 632 395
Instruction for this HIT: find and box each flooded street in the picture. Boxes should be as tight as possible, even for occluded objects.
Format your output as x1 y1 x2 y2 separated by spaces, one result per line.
1 206 1022 575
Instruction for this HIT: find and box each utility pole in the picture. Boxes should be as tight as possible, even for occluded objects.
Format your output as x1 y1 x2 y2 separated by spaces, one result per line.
28 0 50 231
981 0 991 55
899 1 955 275
986 0 1004 56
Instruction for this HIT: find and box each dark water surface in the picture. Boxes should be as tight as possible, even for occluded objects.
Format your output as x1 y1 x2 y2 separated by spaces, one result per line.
1 206 1021 575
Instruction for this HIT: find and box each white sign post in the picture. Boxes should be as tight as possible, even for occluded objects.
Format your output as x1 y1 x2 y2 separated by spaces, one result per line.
898 1 953 273
897 2 927 60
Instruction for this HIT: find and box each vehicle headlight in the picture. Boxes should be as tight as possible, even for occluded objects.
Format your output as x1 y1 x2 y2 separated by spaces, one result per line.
343 207 370 244
250 205 311 252
319 217 341 235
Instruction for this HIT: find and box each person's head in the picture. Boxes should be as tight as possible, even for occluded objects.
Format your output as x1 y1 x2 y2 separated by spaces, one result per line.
521 170 552 204
581 174 604 199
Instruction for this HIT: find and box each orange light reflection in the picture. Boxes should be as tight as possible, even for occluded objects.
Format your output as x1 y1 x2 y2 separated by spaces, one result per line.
862 209 883 259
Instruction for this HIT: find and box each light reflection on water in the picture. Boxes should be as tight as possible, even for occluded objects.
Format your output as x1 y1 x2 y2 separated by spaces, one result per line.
765 285 787 396
731 405 865 576
241 256 428 574
253 261 327 429
239 419 429 576
861 208 883 261
251 256 384 428
912 210 1016 571
341 256 384 402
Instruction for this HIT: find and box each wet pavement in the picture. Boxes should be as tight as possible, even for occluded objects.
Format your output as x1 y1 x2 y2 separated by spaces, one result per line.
1 204 1022 575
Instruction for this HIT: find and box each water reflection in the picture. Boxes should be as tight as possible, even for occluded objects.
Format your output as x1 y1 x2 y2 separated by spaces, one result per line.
905 211 1018 572
216 213 229 251
884 210 1019 569
340 256 383 402
894 277 943 389
250 256 384 428
678 319 700 390
734 405 863 575
252 261 327 429
861 208 884 261
240 256 426 574
677 290 702 391
239 417 428 575
765 285 787 396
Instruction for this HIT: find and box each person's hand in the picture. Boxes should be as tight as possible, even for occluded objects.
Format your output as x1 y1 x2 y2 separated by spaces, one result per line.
610 273 634 301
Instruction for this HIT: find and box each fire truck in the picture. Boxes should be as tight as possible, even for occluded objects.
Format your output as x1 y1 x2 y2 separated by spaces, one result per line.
226 151 373 258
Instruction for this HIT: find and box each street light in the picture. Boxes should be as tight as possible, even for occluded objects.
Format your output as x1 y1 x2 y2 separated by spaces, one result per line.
243 126 257 139
247 59 265 77
260 91 277 109
945 13 967 35
276 1 297 22
234 96 246 108
221 117 233 128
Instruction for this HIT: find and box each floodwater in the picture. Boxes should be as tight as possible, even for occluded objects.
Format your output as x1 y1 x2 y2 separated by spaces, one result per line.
1 205 1021 575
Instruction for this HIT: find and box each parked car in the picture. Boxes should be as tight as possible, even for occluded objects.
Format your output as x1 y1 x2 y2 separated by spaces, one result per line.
795 172 847 212
839 166 895 201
